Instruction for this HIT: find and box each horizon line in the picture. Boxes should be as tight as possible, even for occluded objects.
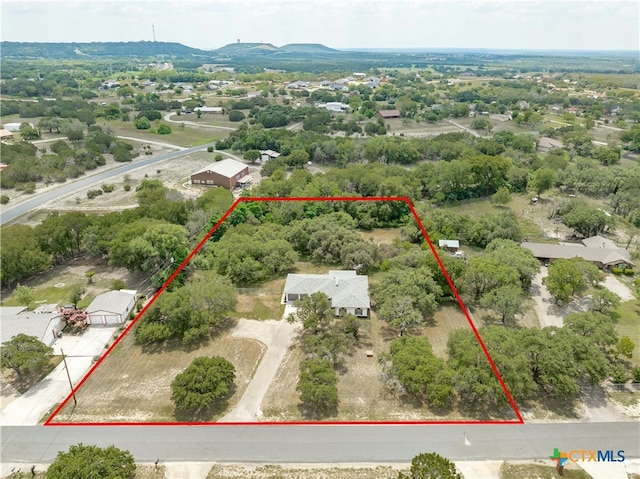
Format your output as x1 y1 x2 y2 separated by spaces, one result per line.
1 39 638 54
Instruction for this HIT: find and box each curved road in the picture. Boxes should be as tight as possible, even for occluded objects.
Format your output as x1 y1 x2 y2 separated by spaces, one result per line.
0 141 216 225
1 423 638 464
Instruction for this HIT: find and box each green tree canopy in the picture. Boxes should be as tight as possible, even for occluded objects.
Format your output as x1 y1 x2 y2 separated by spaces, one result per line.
1 334 53 380
171 356 235 412
46 443 135 479
398 452 464 479
297 357 339 417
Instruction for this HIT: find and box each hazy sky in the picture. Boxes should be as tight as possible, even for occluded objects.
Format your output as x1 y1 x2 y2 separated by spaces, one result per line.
2 0 638 51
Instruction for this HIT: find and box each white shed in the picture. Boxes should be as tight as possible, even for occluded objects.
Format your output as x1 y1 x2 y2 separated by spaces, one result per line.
86 290 137 326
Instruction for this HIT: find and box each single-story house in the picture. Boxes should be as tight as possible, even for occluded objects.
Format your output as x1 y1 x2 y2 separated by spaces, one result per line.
0 128 14 143
86 290 137 326
191 158 251 189
537 137 565 152
260 150 280 162
376 109 402 119
580 235 618 250
283 270 370 318
2 123 24 132
438 240 460 252
0 306 65 347
193 106 223 114
520 240 634 270
320 102 349 112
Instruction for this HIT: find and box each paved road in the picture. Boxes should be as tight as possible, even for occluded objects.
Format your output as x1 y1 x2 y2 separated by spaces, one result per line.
0 141 215 225
163 112 235 130
1 423 638 464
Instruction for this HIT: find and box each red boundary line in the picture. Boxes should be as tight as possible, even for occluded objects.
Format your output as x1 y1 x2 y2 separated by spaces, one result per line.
45 196 524 426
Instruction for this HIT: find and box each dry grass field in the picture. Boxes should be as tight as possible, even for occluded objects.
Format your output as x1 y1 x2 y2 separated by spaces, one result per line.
205 464 404 479
51 320 264 423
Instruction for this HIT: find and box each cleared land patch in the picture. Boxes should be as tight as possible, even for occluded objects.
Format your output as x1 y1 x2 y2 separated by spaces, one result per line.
51 322 264 423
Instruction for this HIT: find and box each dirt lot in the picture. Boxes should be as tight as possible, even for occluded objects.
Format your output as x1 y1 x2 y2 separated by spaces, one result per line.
50 321 264 423
261 305 517 422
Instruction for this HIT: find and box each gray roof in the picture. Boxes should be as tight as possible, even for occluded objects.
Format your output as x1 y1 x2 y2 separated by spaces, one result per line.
581 235 618 249
86 290 136 316
520 242 634 267
192 159 248 178
284 270 370 309
0 306 63 343
439 240 460 248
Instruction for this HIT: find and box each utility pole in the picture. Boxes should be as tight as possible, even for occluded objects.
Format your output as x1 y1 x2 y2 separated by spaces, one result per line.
61 349 77 406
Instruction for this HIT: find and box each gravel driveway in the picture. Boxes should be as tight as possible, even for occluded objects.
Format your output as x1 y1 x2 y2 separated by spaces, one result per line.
219 317 301 422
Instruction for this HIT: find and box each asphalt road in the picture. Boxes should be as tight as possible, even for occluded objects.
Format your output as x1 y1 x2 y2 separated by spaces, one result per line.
0 141 215 225
1 423 638 464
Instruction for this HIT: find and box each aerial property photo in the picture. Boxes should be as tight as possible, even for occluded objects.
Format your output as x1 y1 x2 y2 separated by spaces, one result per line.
45 197 522 425
1 0 639 476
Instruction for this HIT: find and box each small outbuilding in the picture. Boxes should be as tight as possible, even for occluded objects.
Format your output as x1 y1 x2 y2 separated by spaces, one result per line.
438 239 460 252
376 109 401 119
191 158 250 189
86 290 137 326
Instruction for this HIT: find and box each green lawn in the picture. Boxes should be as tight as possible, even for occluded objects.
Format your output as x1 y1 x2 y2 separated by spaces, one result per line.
1 283 89 309
99 119 226 148
615 298 640 368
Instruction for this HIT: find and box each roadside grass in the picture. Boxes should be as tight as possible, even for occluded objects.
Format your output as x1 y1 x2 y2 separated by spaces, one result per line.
614 298 640 368
500 461 593 479
205 464 403 479
134 465 166 479
50 320 264 423
607 389 639 410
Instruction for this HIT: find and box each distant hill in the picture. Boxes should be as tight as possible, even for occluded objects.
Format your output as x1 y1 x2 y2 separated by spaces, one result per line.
1 41 210 59
280 43 339 53
214 42 280 56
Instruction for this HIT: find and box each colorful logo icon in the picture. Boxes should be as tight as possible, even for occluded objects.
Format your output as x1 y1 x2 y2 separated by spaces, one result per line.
550 448 568 467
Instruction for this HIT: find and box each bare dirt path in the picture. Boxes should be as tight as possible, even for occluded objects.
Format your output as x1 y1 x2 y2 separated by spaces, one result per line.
219 314 301 423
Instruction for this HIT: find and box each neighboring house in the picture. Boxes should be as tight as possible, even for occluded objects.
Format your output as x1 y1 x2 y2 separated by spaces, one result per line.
247 91 262 99
0 306 65 347
283 270 370 318
521 239 634 270
259 149 280 162
0 128 14 143
86 290 137 326
438 240 460 252
3 123 23 132
328 82 348 91
320 102 349 112
193 106 223 114
537 137 564 152
191 158 251 189
376 109 402 119
286 81 309 89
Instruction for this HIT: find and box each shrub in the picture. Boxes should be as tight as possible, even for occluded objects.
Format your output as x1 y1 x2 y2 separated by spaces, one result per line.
228 110 246 122
137 109 162 121
101 183 115 193
0 195 9 205
110 279 126 290
123 184 131 191
87 189 103 199
207 146 214 153
632 367 640 383
156 123 172 135
623 268 634 276
610 364 628 384
215 154 223 162
134 117 151 130
612 267 623 275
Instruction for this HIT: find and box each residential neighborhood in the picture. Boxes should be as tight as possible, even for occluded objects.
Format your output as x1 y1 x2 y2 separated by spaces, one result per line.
1 3 639 476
